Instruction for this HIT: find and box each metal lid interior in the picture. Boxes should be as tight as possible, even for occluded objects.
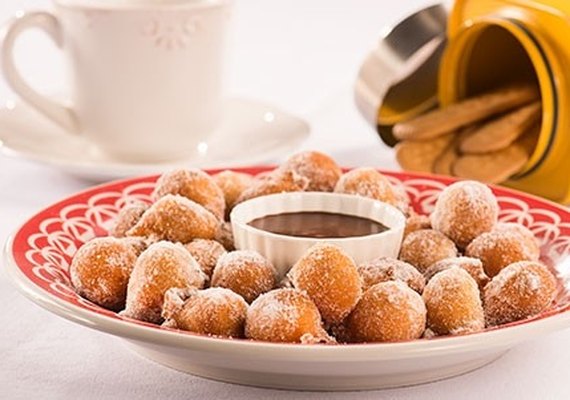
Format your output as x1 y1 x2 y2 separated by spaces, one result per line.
355 3 448 146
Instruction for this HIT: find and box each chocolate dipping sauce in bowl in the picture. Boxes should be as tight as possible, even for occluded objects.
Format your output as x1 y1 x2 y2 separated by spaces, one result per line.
230 192 406 278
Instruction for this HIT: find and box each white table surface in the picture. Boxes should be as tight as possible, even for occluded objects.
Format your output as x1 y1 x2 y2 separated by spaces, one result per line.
1 1 569 399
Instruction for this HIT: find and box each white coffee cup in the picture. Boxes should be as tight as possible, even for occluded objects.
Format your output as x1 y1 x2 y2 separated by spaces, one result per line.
1 0 233 162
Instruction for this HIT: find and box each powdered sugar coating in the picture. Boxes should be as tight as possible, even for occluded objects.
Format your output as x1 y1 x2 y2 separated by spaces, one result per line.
211 250 276 303
424 257 489 290
184 239 227 279
127 194 219 243
422 328 437 339
495 223 541 257
278 275 294 289
162 286 191 320
236 170 310 204
466 227 540 278
431 181 499 248
152 169 226 220
345 281 426 343
109 201 149 238
119 236 154 256
245 288 332 343
399 229 458 273
215 221 235 251
288 243 362 326
278 151 342 192
334 168 399 208
71 237 138 311
254 171 272 181
496 222 537 239
213 170 255 219
423 268 484 335
161 287 248 338
404 212 432 238
484 261 557 326
358 257 425 294
122 241 207 323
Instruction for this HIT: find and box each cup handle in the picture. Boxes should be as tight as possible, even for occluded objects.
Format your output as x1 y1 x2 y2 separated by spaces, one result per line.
1 11 79 134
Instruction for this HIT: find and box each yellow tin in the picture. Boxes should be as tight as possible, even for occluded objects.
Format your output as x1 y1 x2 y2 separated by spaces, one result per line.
356 1 570 203
440 0 570 203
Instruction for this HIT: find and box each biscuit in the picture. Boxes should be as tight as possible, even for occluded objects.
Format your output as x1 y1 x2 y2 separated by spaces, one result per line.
392 85 539 141
452 144 529 184
518 123 541 155
455 124 483 153
459 102 541 154
433 143 458 176
395 135 453 173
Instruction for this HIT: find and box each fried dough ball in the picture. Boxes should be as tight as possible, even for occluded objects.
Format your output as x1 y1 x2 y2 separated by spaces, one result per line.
278 151 342 192
122 241 207 323
184 239 227 279
424 257 489 290
404 212 432 238
71 237 138 311
465 227 540 278
334 168 398 207
109 201 149 238
484 261 557 326
152 169 225 220
236 170 309 204
288 243 362 325
495 223 541 254
213 170 255 219
357 257 425 294
399 229 458 273
245 289 333 343
254 170 272 181
127 195 219 243
345 281 426 343
215 221 235 251
423 268 485 335
431 181 499 248
277 275 294 289
119 236 153 256
162 287 248 338
211 250 276 303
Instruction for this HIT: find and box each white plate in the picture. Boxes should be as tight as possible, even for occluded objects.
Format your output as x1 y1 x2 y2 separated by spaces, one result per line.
5 170 570 391
0 97 309 181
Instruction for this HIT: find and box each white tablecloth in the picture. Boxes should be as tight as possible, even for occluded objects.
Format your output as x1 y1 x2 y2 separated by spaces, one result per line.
1 1 569 398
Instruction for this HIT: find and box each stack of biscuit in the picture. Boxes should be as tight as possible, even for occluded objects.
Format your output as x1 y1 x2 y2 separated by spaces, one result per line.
393 84 541 184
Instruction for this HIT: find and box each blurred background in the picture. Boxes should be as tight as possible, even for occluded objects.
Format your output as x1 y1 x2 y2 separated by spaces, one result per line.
0 0 444 170
0 0 437 118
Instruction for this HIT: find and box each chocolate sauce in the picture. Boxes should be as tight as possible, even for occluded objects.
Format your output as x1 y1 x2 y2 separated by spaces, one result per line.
248 211 389 239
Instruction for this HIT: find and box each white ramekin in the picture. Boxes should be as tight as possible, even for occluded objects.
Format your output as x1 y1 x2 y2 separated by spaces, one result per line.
230 192 406 278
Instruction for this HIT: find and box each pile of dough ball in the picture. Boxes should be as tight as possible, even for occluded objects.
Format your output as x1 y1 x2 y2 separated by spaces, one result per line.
70 151 559 344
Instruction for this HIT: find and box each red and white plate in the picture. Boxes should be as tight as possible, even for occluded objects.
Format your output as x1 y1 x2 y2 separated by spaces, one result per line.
4 168 570 391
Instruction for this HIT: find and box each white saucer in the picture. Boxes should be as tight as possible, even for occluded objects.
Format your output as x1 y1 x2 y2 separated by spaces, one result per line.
0 97 310 181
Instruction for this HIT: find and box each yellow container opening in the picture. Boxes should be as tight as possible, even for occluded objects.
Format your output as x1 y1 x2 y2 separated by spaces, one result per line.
461 25 540 96
442 22 555 179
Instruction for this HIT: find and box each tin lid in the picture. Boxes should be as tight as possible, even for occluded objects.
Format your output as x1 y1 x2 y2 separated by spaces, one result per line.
354 3 448 145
